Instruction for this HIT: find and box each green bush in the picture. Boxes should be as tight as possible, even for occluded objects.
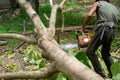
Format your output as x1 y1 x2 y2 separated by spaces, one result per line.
111 62 120 80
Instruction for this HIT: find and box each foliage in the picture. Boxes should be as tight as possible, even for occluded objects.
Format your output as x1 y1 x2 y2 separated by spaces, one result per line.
66 49 91 68
20 44 46 70
112 38 120 48
0 10 33 33
46 72 69 80
6 39 22 48
115 0 120 7
0 59 4 65
59 2 96 27
38 2 96 28
59 31 77 44
39 4 51 27
6 63 17 72
111 62 120 80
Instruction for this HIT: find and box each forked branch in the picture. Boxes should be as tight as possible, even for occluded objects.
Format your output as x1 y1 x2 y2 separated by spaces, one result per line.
0 34 37 44
48 0 67 37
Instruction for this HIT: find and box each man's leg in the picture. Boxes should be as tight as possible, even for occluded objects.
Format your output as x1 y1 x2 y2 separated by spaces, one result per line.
101 44 114 78
86 32 105 77
101 28 115 78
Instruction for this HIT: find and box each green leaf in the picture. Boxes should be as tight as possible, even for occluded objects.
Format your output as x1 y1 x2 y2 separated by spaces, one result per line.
112 73 120 80
47 73 68 80
67 49 77 56
75 51 91 68
29 59 36 64
111 62 120 76
39 59 46 68
0 59 4 65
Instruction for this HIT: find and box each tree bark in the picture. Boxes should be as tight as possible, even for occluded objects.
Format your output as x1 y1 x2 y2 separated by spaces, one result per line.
0 34 37 44
0 62 57 79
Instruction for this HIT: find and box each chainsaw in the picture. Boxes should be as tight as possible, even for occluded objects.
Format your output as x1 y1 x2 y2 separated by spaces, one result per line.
60 31 93 50
76 31 93 48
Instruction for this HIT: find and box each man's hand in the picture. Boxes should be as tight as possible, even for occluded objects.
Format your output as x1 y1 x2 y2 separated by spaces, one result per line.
79 2 98 34
79 27 85 33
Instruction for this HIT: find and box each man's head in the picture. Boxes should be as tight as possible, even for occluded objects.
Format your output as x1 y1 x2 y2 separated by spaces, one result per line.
95 0 110 2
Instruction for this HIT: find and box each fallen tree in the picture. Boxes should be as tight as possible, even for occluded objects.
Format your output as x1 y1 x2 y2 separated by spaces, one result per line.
0 0 104 80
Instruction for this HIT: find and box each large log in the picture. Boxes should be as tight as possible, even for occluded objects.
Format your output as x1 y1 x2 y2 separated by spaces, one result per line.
0 41 7 46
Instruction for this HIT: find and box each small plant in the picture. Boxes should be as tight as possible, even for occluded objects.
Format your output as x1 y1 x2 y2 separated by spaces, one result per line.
111 62 120 80
20 44 46 70
0 59 4 66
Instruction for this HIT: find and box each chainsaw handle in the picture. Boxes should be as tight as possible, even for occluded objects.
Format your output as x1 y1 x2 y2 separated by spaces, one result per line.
75 31 85 38
75 31 85 45
81 31 84 39
81 31 85 45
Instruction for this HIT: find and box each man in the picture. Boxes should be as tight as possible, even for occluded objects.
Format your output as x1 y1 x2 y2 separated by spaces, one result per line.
80 0 119 78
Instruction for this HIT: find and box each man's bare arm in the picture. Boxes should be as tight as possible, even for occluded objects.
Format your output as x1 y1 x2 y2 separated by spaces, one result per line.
80 2 99 32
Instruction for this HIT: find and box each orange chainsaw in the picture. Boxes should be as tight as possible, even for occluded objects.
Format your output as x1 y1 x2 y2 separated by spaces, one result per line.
76 31 93 48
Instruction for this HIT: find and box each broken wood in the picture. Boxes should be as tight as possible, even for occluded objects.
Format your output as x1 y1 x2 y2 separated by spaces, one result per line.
56 26 94 32
0 41 7 46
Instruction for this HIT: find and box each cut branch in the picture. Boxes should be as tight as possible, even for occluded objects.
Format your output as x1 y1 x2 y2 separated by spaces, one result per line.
0 34 37 44
44 13 49 21
48 5 59 37
49 0 53 7
0 62 57 79
61 9 65 32
59 0 67 9
48 0 67 37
